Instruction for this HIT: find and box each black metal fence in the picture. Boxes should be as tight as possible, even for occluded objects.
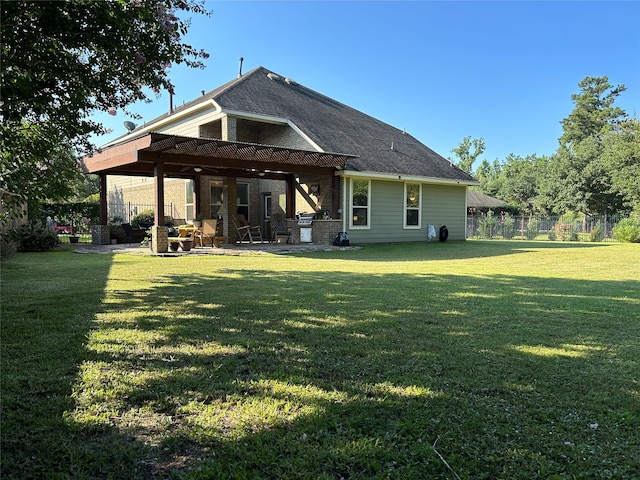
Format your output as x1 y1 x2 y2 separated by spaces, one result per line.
467 214 627 243
108 203 176 224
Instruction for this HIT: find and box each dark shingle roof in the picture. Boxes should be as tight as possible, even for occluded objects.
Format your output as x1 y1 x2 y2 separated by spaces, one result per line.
145 66 477 183
467 190 506 207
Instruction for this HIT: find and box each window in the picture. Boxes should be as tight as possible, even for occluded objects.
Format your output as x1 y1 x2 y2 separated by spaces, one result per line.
186 180 194 220
350 179 370 228
210 181 223 218
237 183 249 219
264 194 272 219
404 183 421 228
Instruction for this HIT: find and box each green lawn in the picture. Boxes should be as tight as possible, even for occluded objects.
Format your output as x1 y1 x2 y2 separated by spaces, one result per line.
1 241 639 479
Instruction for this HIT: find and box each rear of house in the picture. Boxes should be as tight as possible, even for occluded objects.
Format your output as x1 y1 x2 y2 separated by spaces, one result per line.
98 66 476 245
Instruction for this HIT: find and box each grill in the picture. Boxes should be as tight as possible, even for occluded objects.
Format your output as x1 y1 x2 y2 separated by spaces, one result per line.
297 213 314 226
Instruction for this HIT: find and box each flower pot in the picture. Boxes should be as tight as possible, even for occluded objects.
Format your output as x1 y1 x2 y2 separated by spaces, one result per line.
180 239 193 252
169 242 179 252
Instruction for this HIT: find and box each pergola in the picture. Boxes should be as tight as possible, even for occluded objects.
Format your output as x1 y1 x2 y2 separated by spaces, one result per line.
81 132 356 251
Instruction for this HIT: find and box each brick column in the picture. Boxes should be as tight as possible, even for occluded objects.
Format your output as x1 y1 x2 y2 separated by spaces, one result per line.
222 115 237 141
91 225 110 245
222 177 237 241
151 226 169 253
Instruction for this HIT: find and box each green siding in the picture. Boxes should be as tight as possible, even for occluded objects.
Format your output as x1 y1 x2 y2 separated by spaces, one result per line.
345 178 466 243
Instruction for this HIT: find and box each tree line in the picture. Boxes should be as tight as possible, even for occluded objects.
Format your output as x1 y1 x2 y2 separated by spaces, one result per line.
451 76 639 218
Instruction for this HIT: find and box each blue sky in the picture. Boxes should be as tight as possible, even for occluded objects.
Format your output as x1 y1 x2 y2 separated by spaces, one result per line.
93 1 640 167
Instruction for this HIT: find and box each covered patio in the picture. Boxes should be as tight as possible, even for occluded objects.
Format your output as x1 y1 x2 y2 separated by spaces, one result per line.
81 132 355 253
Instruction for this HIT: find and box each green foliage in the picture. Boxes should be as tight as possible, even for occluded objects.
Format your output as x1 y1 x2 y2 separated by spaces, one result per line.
1 1 210 154
12 220 59 251
560 76 627 147
1 0 209 230
471 76 634 218
551 222 579 242
600 118 640 212
612 217 640 243
44 201 99 234
477 210 498 239
502 213 515 239
0 236 18 260
589 221 604 242
450 136 485 174
525 219 539 240
131 209 154 228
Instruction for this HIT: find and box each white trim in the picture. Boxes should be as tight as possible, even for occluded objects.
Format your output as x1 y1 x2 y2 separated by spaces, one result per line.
102 100 220 148
336 169 479 186
287 120 324 152
403 182 422 229
221 109 290 125
349 178 371 230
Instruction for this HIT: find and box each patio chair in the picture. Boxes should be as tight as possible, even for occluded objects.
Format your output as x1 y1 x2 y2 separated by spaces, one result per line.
270 214 292 243
195 219 217 247
232 214 263 244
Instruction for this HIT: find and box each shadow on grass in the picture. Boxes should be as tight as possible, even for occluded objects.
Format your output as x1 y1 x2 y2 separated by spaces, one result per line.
78 267 640 478
0 251 155 479
295 240 613 262
2 249 639 479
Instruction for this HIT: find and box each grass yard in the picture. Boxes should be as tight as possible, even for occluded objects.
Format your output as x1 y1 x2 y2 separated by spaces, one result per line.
1 241 639 479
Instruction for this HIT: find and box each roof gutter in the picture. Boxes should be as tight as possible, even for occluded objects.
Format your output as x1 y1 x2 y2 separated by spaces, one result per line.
335 170 480 186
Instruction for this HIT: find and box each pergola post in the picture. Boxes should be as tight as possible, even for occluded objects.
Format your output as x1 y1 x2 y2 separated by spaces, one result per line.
222 176 237 241
151 161 168 253
91 173 110 245
286 175 296 218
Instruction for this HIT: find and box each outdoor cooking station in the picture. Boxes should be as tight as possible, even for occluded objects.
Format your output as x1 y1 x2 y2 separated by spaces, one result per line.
286 215 342 245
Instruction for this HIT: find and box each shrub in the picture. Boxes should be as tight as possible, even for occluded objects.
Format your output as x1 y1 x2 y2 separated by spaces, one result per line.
612 218 640 243
1 235 18 260
478 211 498 239
131 210 154 228
589 221 604 242
525 219 539 240
13 221 59 251
502 213 515 239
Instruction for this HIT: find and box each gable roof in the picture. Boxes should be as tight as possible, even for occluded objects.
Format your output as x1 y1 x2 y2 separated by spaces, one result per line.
121 66 477 184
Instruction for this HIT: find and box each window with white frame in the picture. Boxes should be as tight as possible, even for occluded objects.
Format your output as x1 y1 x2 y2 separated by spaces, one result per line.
404 183 421 228
350 179 370 228
186 180 194 220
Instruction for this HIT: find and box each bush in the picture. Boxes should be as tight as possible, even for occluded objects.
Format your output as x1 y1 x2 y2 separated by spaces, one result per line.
1 235 18 259
525 219 539 240
478 211 498 239
131 210 154 228
612 218 640 243
589 221 604 242
502 213 515 239
12 221 60 251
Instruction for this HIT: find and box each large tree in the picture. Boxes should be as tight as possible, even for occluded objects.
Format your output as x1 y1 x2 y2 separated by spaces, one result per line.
450 136 486 174
549 76 628 215
560 76 627 147
0 0 209 222
600 118 640 213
